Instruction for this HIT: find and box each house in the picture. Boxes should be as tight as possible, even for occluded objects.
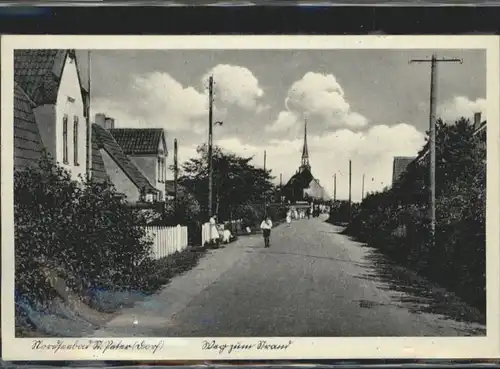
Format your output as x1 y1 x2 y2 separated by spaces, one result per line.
108 126 168 201
92 122 159 203
392 156 416 186
14 49 91 180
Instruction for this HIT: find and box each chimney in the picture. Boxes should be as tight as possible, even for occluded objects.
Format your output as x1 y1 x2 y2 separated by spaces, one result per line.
474 112 482 129
95 113 106 128
105 117 115 130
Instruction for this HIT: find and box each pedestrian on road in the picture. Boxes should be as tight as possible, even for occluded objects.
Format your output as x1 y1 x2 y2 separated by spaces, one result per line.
260 215 273 248
286 209 292 226
209 215 220 245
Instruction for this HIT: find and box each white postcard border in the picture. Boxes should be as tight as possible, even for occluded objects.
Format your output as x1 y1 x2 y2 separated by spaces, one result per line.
2 35 499 361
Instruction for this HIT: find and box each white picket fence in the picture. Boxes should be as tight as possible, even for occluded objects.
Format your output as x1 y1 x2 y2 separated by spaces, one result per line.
143 224 188 259
201 222 212 246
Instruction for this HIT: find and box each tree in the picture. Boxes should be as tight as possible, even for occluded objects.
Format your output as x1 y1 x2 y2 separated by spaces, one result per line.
342 116 486 311
179 144 277 222
15 152 154 306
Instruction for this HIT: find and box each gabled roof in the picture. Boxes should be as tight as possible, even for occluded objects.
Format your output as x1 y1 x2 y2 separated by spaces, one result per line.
92 124 158 194
109 128 166 155
392 156 416 184
14 49 88 107
14 82 45 170
285 167 314 189
91 133 110 184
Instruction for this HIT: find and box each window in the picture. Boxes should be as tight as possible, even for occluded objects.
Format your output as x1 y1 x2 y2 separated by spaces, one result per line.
73 116 79 166
63 115 68 164
161 158 165 182
158 157 162 183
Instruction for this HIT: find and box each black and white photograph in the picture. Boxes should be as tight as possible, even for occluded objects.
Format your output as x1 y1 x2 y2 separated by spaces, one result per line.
2 35 498 361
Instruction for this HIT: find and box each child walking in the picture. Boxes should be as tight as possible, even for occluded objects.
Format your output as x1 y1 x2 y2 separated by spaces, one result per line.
286 209 292 227
260 215 273 248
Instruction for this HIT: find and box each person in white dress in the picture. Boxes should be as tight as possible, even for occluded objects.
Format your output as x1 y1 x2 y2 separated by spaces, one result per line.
209 215 220 244
286 209 292 227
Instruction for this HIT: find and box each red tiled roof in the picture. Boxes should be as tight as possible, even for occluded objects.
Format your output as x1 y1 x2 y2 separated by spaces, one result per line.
92 124 158 194
14 49 88 107
109 128 166 155
14 83 44 170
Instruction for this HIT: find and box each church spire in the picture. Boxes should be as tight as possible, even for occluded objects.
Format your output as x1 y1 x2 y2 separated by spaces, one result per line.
301 118 310 170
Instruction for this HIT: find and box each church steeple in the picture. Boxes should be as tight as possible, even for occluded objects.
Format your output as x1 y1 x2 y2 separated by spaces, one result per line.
301 118 310 170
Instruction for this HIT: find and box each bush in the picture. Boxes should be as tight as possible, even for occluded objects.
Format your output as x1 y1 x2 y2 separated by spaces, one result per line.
15 153 155 307
341 117 486 311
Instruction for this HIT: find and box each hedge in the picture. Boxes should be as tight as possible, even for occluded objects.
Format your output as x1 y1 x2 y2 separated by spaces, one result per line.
334 118 486 312
15 153 156 307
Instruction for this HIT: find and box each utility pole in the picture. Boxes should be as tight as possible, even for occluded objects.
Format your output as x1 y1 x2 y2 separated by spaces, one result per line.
410 54 462 242
208 76 214 218
333 173 337 202
280 173 283 203
86 50 92 178
361 173 365 201
348 160 352 220
264 150 267 215
173 138 178 223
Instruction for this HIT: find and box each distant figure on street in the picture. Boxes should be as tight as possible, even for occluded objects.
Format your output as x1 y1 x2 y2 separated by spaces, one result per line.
307 207 311 219
260 215 273 248
209 215 220 244
286 209 292 226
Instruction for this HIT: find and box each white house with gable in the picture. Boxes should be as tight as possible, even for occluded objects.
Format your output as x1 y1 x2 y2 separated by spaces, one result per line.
14 49 90 181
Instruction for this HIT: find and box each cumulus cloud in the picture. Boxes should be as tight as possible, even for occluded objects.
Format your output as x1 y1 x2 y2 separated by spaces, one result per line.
437 96 486 123
91 71 211 134
211 123 425 202
203 64 265 111
267 72 368 134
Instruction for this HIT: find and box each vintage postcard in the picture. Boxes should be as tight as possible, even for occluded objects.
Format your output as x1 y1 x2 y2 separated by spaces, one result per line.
1 35 499 361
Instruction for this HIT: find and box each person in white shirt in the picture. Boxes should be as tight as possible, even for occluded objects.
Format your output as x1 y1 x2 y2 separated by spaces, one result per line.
260 215 273 248
286 209 292 227
209 215 220 244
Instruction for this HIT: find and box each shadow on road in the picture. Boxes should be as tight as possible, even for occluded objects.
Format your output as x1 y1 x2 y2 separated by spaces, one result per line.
355 246 486 330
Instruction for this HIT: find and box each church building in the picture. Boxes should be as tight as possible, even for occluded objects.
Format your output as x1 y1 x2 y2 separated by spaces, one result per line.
282 120 329 203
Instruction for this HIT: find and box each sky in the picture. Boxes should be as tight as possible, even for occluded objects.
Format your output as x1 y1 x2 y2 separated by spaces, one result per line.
87 49 486 202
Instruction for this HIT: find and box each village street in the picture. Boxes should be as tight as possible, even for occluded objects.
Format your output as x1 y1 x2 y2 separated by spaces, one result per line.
93 216 485 338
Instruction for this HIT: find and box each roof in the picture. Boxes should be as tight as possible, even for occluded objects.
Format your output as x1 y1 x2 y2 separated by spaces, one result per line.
14 49 88 107
474 121 487 136
92 124 158 194
14 83 44 170
285 167 315 189
164 180 187 195
91 133 110 183
392 156 416 184
109 128 166 155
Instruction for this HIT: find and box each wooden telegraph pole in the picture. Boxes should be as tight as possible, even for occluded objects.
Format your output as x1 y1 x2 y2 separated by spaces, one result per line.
348 160 352 220
208 76 214 218
410 54 462 243
280 173 283 203
264 150 267 215
173 138 178 222
333 174 337 202
361 173 365 201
